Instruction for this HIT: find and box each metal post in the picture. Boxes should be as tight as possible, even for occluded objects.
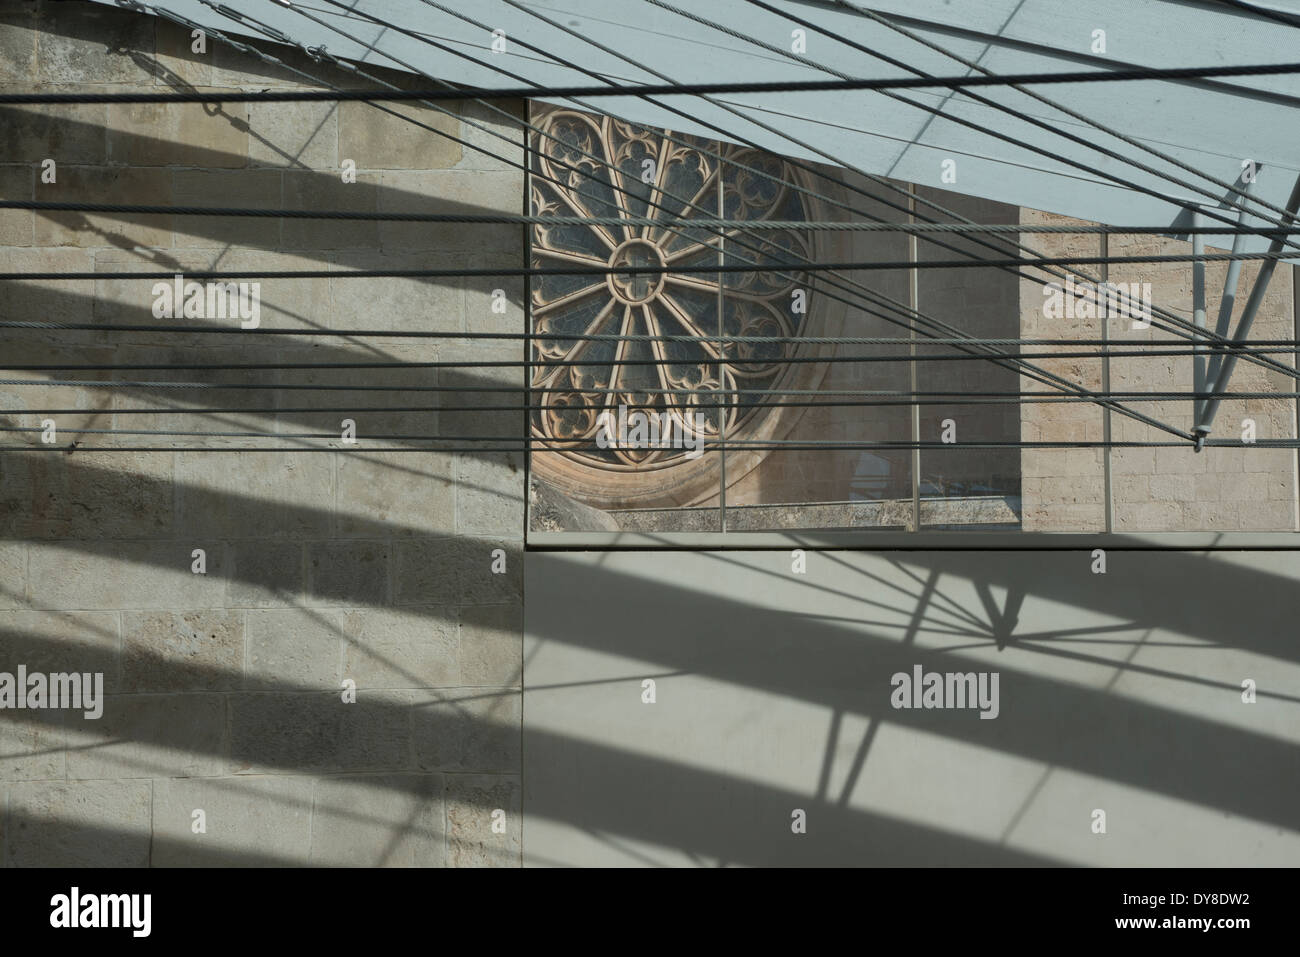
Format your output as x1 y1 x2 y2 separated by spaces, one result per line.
1197 180 1256 440
1192 210 1207 430
717 169 727 532
1101 229 1113 532
909 193 921 533
1198 172 1300 439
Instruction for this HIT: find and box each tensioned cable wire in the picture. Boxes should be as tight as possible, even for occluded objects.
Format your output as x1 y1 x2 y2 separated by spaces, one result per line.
7 387 1293 415
50 0 1300 356
10 375 1291 395
421 0 1300 286
5 423 1299 446
209 0 1082 408
8 320 1298 347
15 391 1299 416
603 0 1300 394
642 0 1300 374
307 0 1202 448
244 0 1223 354
8 247 1300 279
4 438 1295 452
6 61 1300 101
835 0 1300 228
681 0 1300 252
8 327 1296 346
9 346 1292 372
503 0 1300 384
273 0 1106 400
11 200 1300 236
468 0 1198 333
8 247 1299 413
194 0 1295 404
1211 0 1300 29
377 0 1300 441
10 1 1274 447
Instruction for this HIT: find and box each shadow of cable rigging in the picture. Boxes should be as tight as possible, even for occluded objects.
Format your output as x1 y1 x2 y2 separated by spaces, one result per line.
0 462 1297 861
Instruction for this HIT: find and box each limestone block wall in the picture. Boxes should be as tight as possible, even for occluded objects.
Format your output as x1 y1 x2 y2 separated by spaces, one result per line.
1107 229 1297 531
1020 205 1299 532
0 1 525 866
1018 210 1109 532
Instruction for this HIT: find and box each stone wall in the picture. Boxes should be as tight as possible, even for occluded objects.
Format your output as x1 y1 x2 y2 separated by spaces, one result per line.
0 1 525 866
1020 206 1299 532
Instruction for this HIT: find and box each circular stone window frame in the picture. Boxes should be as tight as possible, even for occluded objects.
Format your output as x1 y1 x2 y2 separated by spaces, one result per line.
527 104 851 511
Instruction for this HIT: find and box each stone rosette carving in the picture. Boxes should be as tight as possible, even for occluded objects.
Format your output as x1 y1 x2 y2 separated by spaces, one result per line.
527 104 846 508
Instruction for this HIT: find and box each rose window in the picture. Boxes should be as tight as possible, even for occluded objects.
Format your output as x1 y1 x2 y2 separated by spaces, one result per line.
527 103 839 508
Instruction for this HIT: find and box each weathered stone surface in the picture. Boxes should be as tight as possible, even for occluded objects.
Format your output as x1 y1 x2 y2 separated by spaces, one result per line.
282 171 380 249
456 453 525 538
0 99 107 168
445 773 521 868
454 100 526 172
172 169 281 248
0 451 173 539
411 688 520 772
26 541 225 609
228 691 411 774
0 164 33 245
327 247 462 332
307 540 389 607
458 604 522 688
393 538 522 605
0 363 107 442
376 170 519 251
0 247 94 325
35 1 153 86
90 248 219 338
34 165 173 248
245 608 343 691
528 478 620 532
463 259 526 340
226 539 304 607
0 542 25 607
310 773 444 867
5 780 152 867
0 4 529 868
0 709 64 781
122 610 244 693
248 100 338 170
203 247 333 335
106 93 248 168
152 19 329 91
340 605 459 690
175 451 334 539
65 693 226 780
0 609 120 692
338 99 461 171
152 775 314 867
334 451 456 539
0 4 36 85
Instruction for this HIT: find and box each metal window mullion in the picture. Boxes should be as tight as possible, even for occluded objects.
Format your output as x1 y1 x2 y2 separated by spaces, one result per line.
718 167 727 533
910 193 921 533
1102 229 1113 533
